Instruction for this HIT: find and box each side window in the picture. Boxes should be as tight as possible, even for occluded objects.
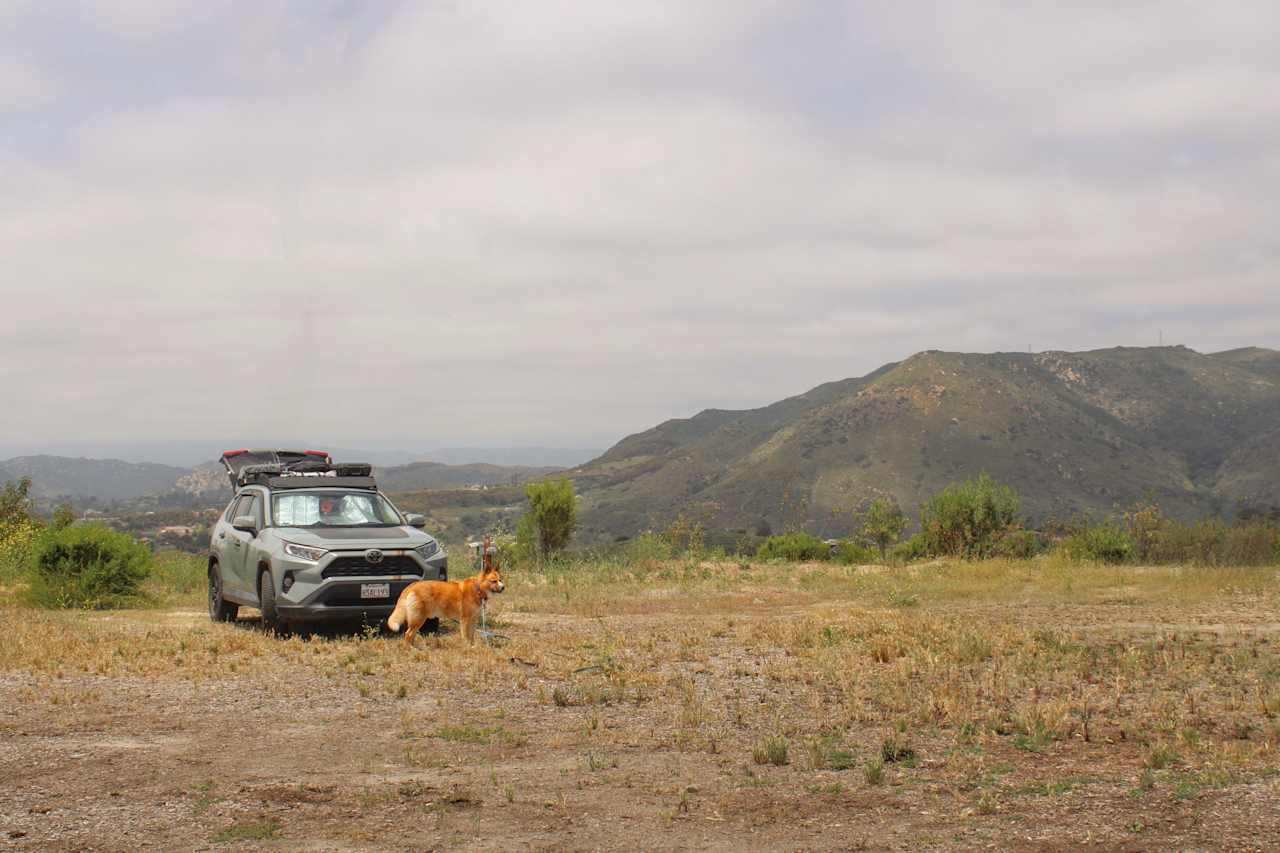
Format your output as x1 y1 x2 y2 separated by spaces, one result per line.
224 496 244 521
246 495 263 527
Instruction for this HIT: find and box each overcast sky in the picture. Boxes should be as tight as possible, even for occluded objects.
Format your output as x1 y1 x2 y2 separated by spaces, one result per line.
2 1 1277 454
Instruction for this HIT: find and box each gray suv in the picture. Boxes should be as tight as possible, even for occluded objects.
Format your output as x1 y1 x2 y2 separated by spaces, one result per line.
207 449 447 631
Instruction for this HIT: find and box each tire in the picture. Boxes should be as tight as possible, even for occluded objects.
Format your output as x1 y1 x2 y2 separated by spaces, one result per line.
259 569 283 634
208 563 239 623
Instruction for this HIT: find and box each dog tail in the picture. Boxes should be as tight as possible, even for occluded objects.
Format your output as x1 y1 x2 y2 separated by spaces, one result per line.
387 589 411 632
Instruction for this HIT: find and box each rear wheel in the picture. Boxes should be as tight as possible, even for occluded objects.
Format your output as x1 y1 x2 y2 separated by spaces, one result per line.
208 563 239 623
259 570 283 634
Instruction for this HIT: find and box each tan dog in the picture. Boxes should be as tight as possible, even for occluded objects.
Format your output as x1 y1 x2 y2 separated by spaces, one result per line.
386 566 504 644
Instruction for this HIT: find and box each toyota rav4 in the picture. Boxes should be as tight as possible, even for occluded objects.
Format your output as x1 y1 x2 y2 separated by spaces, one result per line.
207 449 447 632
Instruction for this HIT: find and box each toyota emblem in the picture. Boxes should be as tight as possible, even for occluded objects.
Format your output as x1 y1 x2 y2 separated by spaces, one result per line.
365 549 384 565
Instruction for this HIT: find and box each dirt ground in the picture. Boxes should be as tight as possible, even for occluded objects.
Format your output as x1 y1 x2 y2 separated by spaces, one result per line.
2 561 1280 851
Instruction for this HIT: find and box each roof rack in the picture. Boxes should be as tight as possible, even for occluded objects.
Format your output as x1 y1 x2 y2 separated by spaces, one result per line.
219 449 375 490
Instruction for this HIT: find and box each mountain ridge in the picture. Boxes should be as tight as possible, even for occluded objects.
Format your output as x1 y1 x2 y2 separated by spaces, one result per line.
570 345 1280 541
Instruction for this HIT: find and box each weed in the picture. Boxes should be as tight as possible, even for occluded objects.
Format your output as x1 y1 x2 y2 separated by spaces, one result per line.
1145 743 1181 770
880 735 916 765
863 756 885 786
752 735 789 766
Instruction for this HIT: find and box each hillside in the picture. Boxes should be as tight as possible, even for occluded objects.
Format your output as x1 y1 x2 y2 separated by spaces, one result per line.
0 453 561 511
0 455 189 503
570 346 1280 541
373 461 560 492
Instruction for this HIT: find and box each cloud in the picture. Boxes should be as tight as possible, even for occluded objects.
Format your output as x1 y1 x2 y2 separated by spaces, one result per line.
1 1 1277 451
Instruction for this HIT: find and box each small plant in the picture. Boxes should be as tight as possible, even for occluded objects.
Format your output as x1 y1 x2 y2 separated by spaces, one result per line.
880 735 916 765
803 735 857 770
752 735 790 766
1144 743 1180 770
863 756 885 785
887 589 919 608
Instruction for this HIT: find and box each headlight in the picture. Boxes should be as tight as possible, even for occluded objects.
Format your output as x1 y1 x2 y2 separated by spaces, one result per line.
415 540 440 560
283 542 328 562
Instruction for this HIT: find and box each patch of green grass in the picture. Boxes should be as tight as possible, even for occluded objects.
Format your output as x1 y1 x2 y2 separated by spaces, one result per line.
806 782 844 795
752 735 789 766
1011 721 1054 753
863 756 885 786
803 735 857 770
210 819 280 843
433 724 500 744
1145 743 1180 770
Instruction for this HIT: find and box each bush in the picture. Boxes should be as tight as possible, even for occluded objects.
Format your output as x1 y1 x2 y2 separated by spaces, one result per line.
831 539 878 565
25 523 152 609
756 532 829 562
991 528 1042 559
514 478 577 563
889 532 930 564
918 473 1021 559
1059 522 1133 564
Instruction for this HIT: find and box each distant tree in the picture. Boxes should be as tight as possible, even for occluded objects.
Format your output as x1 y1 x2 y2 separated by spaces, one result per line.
515 478 577 561
52 503 77 530
857 498 907 561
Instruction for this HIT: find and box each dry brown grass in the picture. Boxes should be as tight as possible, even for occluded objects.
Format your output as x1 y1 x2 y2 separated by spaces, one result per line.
2 556 1279 849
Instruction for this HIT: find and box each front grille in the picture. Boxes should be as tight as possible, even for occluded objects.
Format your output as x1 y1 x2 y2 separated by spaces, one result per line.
322 554 423 579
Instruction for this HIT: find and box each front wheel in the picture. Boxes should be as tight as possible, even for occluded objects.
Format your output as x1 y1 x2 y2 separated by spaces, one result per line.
259 570 283 634
208 563 239 623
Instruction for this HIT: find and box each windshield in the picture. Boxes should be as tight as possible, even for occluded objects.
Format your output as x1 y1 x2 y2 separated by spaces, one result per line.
272 490 403 528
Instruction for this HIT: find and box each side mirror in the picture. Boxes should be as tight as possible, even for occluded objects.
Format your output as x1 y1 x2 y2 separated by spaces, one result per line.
232 515 258 534
404 513 427 529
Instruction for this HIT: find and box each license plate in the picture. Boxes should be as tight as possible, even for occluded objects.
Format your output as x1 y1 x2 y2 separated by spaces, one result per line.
360 583 390 600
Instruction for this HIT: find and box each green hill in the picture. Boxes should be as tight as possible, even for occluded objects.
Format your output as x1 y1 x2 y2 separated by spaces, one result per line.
570 346 1280 541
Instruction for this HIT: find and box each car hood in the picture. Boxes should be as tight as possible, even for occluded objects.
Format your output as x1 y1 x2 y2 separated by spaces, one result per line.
275 526 434 550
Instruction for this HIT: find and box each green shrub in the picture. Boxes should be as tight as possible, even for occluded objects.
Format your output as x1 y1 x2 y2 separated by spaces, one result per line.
25 523 152 609
514 478 577 562
1059 522 1133 564
889 532 930 564
831 539 878 565
991 528 1042 559
918 473 1021 559
755 532 829 562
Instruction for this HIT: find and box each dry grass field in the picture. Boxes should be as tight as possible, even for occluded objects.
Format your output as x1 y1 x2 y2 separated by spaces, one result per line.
2 556 1280 850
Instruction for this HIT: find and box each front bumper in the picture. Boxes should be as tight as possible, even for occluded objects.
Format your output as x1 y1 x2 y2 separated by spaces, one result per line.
276 578 421 621
274 551 447 623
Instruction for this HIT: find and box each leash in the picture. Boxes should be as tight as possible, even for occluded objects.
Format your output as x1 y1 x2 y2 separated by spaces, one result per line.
476 601 509 646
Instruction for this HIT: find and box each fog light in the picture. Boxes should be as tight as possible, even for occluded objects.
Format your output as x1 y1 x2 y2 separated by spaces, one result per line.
282 571 295 593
